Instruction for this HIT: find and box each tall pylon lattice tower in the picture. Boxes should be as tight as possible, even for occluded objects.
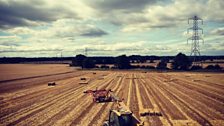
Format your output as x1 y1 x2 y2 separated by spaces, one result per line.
187 16 204 66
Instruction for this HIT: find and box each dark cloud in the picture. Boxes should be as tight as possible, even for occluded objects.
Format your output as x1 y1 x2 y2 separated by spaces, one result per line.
80 28 108 37
0 15 29 29
0 0 78 29
84 0 160 12
52 24 108 38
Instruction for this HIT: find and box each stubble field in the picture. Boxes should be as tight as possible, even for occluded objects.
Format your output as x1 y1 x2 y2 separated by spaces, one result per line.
0 64 224 126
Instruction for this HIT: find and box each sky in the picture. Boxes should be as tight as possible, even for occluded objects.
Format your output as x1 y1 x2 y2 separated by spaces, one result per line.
0 0 223 57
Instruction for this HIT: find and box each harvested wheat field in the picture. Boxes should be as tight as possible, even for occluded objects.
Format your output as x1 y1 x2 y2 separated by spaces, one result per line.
0 64 224 126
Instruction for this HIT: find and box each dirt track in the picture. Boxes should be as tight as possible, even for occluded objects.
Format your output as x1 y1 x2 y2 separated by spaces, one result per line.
0 65 224 126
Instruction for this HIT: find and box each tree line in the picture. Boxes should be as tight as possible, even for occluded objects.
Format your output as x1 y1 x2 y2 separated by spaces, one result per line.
71 53 222 70
1 54 223 71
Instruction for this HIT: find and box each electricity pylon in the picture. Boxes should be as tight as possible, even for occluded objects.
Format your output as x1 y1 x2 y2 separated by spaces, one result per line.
187 16 204 66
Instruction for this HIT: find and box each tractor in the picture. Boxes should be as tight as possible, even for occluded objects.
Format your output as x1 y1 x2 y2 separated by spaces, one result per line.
103 102 143 126
83 88 114 103
103 95 162 126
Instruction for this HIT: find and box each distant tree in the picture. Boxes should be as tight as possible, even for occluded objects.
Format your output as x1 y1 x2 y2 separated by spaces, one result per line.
100 65 110 69
72 54 86 67
214 64 221 69
205 65 213 69
172 53 192 70
111 66 117 69
82 58 95 68
161 57 169 63
132 65 140 69
205 64 221 70
115 55 131 69
190 65 202 70
141 65 146 69
146 66 155 69
156 58 168 69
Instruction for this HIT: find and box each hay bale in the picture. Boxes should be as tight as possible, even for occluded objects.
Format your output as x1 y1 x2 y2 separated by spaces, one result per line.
80 77 86 80
48 82 56 86
140 109 162 117
192 79 200 82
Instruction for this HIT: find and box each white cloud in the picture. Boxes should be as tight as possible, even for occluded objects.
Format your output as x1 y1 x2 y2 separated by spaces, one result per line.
211 27 224 35
206 0 224 21
0 35 20 39
112 0 224 32
7 19 108 39
75 41 146 51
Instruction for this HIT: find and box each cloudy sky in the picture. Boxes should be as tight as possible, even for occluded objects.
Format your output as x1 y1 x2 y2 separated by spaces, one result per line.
0 0 223 57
